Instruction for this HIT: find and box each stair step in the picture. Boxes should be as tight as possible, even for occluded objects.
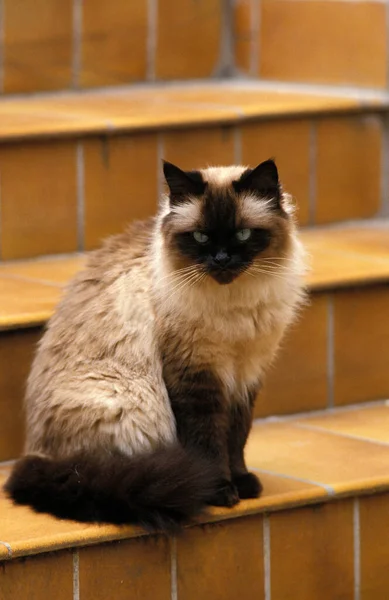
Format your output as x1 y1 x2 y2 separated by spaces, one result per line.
1 222 389 330
1 402 389 598
0 82 386 261
0 83 380 142
1 222 389 460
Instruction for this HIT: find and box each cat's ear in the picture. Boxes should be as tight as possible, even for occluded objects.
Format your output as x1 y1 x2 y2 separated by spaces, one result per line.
233 159 281 208
163 161 206 203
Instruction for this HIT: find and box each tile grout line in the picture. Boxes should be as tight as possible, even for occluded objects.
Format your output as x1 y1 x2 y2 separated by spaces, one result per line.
263 516 271 600
353 498 361 600
73 549 80 600
250 466 335 495
251 0 260 77
171 536 178 600
0 541 12 559
147 0 157 81
0 0 4 94
72 0 83 89
326 294 335 409
308 120 317 225
380 114 389 216
76 141 85 252
234 126 243 164
253 397 389 425
294 422 389 448
0 272 65 288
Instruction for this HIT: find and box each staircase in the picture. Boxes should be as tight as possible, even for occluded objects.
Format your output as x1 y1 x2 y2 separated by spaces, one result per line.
1 1 389 599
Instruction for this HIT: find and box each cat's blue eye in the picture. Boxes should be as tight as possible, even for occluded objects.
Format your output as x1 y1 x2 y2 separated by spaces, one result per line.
193 231 209 244
235 229 252 242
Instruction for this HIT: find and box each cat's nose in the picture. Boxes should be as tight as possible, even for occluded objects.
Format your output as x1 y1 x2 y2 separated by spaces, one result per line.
213 250 231 267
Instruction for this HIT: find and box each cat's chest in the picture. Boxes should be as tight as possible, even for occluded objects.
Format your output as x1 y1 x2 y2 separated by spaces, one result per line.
190 304 285 395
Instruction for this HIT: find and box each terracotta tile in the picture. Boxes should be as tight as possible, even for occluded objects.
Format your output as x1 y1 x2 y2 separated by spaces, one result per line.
202 470 328 525
0 278 61 329
84 134 158 250
0 141 78 260
256 294 328 418
0 477 145 559
303 224 389 260
234 0 254 73
0 103 107 141
270 500 354 600
4 0 72 93
315 115 382 224
298 404 389 444
260 0 387 87
177 516 265 600
162 126 235 171
0 84 374 143
301 227 389 291
81 1 147 87
334 286 389 406
246 421 389 495
157 86 363 118
0 550 73 599
301 223 389 290
0 256 86 286
360 493 389 599
241 119 310 225
156 0 222 79
79 537 171 600
0 460 327 560
0 328 41 461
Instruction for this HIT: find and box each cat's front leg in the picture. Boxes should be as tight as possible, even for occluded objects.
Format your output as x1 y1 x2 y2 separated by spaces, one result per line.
228 389 263 500
168 369 239 508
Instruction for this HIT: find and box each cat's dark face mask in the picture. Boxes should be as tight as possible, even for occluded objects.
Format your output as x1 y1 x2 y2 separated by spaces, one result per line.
162 160 289 285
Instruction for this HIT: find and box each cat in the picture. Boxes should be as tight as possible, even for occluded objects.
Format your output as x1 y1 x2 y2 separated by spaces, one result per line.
5 159 306 532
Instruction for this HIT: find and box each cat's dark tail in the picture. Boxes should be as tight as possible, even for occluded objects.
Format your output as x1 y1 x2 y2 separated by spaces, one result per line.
4 445 220 533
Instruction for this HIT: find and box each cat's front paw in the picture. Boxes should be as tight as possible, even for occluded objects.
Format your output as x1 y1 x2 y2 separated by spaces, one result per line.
233 472 262 499
208 479 240 508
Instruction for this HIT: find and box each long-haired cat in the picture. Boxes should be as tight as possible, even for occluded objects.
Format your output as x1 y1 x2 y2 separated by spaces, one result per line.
5 159 306 532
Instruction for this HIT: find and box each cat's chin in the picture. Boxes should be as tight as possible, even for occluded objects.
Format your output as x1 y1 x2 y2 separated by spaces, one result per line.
209 270 241 285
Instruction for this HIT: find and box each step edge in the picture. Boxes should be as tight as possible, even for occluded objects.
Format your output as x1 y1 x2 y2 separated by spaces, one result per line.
1 480 388 561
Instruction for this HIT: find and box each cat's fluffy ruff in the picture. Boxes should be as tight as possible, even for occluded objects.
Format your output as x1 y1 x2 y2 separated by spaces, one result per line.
5 162 307 530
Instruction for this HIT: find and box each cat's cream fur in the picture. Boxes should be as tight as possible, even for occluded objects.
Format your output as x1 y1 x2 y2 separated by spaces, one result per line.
25 165 306 462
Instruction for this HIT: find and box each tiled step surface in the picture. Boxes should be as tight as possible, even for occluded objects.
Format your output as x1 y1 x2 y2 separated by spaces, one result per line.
235 0 388 89
1 222 389 460
0 83 386 260
1 402 389 599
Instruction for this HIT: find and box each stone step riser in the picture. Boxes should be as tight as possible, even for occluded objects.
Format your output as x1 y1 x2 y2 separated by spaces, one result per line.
1 493 388 599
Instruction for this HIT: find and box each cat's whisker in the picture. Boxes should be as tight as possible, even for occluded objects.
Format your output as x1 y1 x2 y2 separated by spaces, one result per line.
158 268 200 285
259 257 300 264
162 270 205 302
248 266 296 281
253 262 300 273
158 265 200 284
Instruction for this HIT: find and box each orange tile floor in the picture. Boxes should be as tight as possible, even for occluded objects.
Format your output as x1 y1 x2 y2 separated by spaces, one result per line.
1 401 389 560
